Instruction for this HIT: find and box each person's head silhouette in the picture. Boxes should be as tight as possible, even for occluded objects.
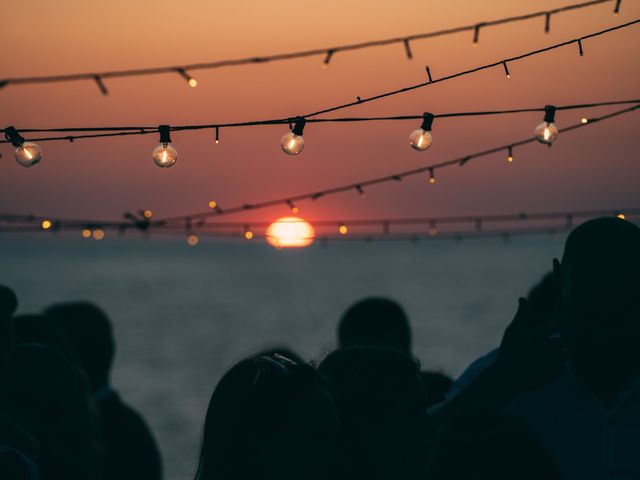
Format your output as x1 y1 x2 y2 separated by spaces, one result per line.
558 217 640 393
195 350 345 480
44 302 114 391
12 314 76 361
338 297 412 354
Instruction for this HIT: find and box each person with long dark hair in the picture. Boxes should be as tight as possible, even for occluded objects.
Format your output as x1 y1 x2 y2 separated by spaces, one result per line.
195 350 345 480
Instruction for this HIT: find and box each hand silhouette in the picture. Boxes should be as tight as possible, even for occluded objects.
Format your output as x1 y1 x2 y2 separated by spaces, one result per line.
495 273 565 394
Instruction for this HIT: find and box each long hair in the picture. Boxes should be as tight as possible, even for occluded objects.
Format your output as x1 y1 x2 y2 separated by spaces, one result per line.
194 351 322 480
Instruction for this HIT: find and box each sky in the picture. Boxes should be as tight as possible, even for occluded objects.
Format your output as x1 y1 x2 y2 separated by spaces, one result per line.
1 0 639 235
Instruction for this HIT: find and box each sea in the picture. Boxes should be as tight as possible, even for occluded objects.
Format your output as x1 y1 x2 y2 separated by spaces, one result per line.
0 234 566 479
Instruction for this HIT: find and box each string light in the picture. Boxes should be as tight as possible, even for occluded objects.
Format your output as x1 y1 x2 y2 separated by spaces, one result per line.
0 1 622 93
82 228 92 238
281 117 306 156
286 200 299 214
186 234 199 246
208 200 217 209
323 50 334 68
614 0 622 15
215 127 220 144
93 75 108 96
581 117 589 124
93 228 105 240
409 113 434 151
176 68 198 88
507 146 514 163
338 223 348 235
355 185 366 198
4 127 42 167
617 213 625 219
502 61 511 79
244 226 254 240
41 219 52 230
545 13 552 33
472 24 482 46
403 39 413 59
577 39 584 56
428 221 438 236
534 105 559 145
143 104 639 224
143 209 153 219
152 125 177 168
428 168 436 184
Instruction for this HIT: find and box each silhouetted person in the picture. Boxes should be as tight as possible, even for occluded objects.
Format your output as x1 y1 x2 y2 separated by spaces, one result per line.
45 302 162 480
437 217 640 479
427 409 558 480
0 284 18 356
319 347 433 480
13 314 76 360
195 350 345 480
0 344 103 480
444 271 561 400
338 297 412 353
338 297 453 406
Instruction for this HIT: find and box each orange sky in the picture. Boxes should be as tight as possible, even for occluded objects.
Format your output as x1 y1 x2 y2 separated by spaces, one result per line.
1 0 639 229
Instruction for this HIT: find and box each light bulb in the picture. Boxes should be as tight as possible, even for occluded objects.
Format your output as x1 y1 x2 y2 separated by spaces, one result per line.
409 112 435 152
281 132 304 155
41 219 52 230
338 224 348 235
535 105 558 146
409 129 433 151
534 122 558 145
152 143 177 168
281 117 306 156
82 229 92 238
153 125 177 168
15 142 42 167
186 234 199 246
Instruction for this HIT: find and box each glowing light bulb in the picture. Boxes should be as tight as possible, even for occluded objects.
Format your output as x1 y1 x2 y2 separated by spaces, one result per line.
4 127 42 167
338 224 348 235
93 228 105 240
152 125 177 168
535 122 558 145
143 210 153 219
266 217 315 248
617 213 626 220
188 78 198 88
244 226 254 240
187 234 199 246
82 229 92 238
428 168 436 184
41 219 52 230
208 200 217 209
15 142 42 167
281 117 306 156
534 105 558 146
507 146 513 163
409 113 434 152
581 117 588 124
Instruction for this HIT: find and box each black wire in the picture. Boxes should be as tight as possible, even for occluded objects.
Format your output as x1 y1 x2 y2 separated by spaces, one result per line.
2 104 637 228
303 20 640 118
2 99 638 143
0 0 616 88
152 104 640 224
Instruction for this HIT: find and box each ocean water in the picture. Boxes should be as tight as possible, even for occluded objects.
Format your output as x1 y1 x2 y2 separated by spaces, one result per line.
1 235 566 479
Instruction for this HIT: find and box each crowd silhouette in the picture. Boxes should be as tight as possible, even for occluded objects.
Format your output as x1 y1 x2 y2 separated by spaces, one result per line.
1 216 639 479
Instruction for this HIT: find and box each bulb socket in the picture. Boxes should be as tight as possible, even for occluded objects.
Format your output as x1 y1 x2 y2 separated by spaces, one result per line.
543 105 557 123
420 112 435 132
291 117 306 136
4 126 25 147
158 125 172 144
